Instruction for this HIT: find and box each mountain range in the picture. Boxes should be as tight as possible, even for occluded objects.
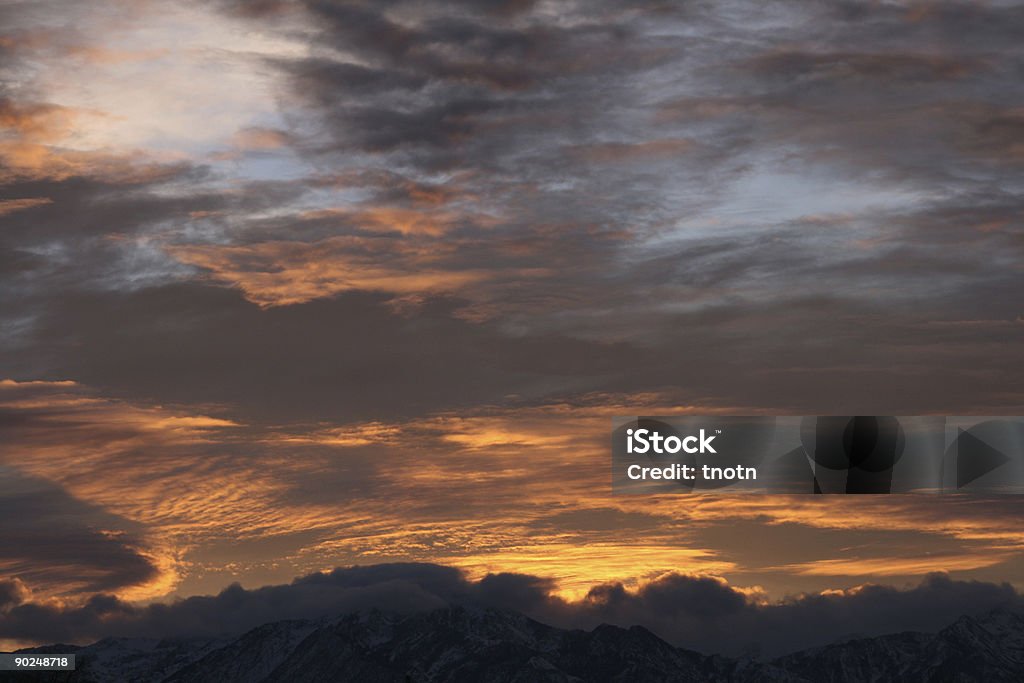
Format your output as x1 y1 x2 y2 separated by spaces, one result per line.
4 605 1023 682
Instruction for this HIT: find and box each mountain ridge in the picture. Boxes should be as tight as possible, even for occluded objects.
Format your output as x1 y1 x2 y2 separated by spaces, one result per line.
3 605 1023 682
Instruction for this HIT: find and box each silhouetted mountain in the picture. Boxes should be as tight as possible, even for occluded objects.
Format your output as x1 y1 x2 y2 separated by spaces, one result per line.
4 606 1023 682
775 607 1024 682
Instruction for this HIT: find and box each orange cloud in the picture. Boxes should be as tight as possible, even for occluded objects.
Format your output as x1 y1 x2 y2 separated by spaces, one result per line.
0 98 77 152
168 236 491 307
451 544 735 600
0 100 76 143
569 138 694 163
6 380 1024 606
298 206 492 237
778 553 1016 577
0 197 53 216
67 45 169 65
0 380 245 602
230 126 293 150
0 99 181 182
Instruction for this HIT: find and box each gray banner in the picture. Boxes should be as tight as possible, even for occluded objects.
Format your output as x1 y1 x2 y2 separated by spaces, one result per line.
0 654 76 671
612 416 1024 494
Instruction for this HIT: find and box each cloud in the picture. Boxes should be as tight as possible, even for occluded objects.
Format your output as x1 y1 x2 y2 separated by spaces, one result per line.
557 570 1022 658
7 283 648 422
0 379 249 601
0 0 1023 652
4 376 1024 648
167 235 494 307
568 138 695 164
0 579 30 612
5 379 1024 609
229 126 294 151
0 563 1019 658
0 99 76 142
0 197 51 215
2 0 1019 420
744 50 988 83
0 98 147 182
0 466 163 600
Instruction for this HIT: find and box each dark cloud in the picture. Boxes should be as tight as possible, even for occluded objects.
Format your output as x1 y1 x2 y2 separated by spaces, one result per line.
7 271 1023 423
0 563 1019 658
1 0 1018 420
0 580 29 612
0 467 160 597
474 572 556 613
446 0 539 18
0 563 463 645
744 51 989 83
8 283 636 422
277 58 428 99
560 570 1021 658
212 0 293 19
273 0 673 185
299 0 560 91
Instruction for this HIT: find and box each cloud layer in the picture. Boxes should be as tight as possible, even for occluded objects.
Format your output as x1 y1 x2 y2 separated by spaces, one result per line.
1 0 1023 648
1 562 1020 659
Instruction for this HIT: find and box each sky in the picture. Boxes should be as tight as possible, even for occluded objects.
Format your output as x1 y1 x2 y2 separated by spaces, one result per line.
1 0 1024 656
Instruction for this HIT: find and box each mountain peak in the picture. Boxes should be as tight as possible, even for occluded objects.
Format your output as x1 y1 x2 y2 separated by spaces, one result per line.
5 605 1024 682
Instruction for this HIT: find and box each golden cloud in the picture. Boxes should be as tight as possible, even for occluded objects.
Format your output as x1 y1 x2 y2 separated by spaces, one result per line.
0 197 53 216
168 236 491 307
6 380 1024 605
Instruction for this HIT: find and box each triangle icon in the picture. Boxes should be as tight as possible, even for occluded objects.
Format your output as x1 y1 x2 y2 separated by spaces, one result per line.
956 427 1011 489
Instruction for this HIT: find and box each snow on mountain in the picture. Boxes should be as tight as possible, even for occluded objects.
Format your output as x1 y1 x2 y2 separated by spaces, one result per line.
3 606 1023 682
772 608 1024 682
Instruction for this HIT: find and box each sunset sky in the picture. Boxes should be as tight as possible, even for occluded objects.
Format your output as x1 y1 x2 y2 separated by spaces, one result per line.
2 0 1024 655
